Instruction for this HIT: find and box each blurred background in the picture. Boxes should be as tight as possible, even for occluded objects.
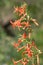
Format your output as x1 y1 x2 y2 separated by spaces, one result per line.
0 0 43 65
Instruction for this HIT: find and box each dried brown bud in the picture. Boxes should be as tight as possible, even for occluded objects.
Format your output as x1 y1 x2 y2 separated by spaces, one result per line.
31 18 39 26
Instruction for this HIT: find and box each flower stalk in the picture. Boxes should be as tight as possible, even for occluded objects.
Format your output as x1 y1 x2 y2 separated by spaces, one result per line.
10 2 42 65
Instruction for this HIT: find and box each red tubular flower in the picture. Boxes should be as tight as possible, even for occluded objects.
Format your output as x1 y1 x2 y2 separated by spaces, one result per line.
13 43 19 48
10 13 26 28
18 7 25 16
14 4 26 16
13 39 22 48
14 7 19 12
13 42 21 48
26 44 33 57
14 7 25 16
21 61 28 65
21 22 27 25
22 44 33 58
10 20 22 28
21 58 28 65
18 4 26 16
32 41 35 46
26 48 30 52
24 22 30 28
28 50 33 57
12 59 21 65
18 39 22 43
15 20 22 27
32 41 38 50
22 32 27 39
12 59 18 65
21 22 31 29
10 20 16 28
16 5 26 15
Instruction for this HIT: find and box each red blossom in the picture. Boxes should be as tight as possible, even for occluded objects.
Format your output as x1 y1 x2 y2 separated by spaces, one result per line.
13 42 21 48
14 6 26 16
32 41 36 46
18 7 25 16
12 58 22 65
13 39 22 48
22 32 27 39
26 44 33 57
10 13 26 28
21 61 28 65
13 43 19 48
10 20 22 28
21 58 28 65
10 20 16 28
21 22 31 29
22 22 30 27
25 22 30 28
28 50 33 57
18 39 22 43
14 7 18 12
32 41 38 50
15 20 22 27
22 44 33 58
12 59 18 65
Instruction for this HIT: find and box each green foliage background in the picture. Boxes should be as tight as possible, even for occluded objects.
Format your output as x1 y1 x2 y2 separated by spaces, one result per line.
0 0 43 65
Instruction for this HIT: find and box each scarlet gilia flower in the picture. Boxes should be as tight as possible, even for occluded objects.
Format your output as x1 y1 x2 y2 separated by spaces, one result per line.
28 50 33 57
10 13 26 28
22 32 27 39
10 20 22 28
18 7 25 16
13 39 22 48
13 43 19 48
12 59 18 65
12 58 21 65
26 44 33 57
14 7 18 12
14 5 26 16
10 20 15 28
26 48 33 57
18 39 22 43
21 22 27 25
15 20 22 27
24 22 31 28
21 61 28 65
13 42 21 48
32 41 38 50
14 7 25 16
21 58 28 65
22 44 33 58
21 21 31 29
